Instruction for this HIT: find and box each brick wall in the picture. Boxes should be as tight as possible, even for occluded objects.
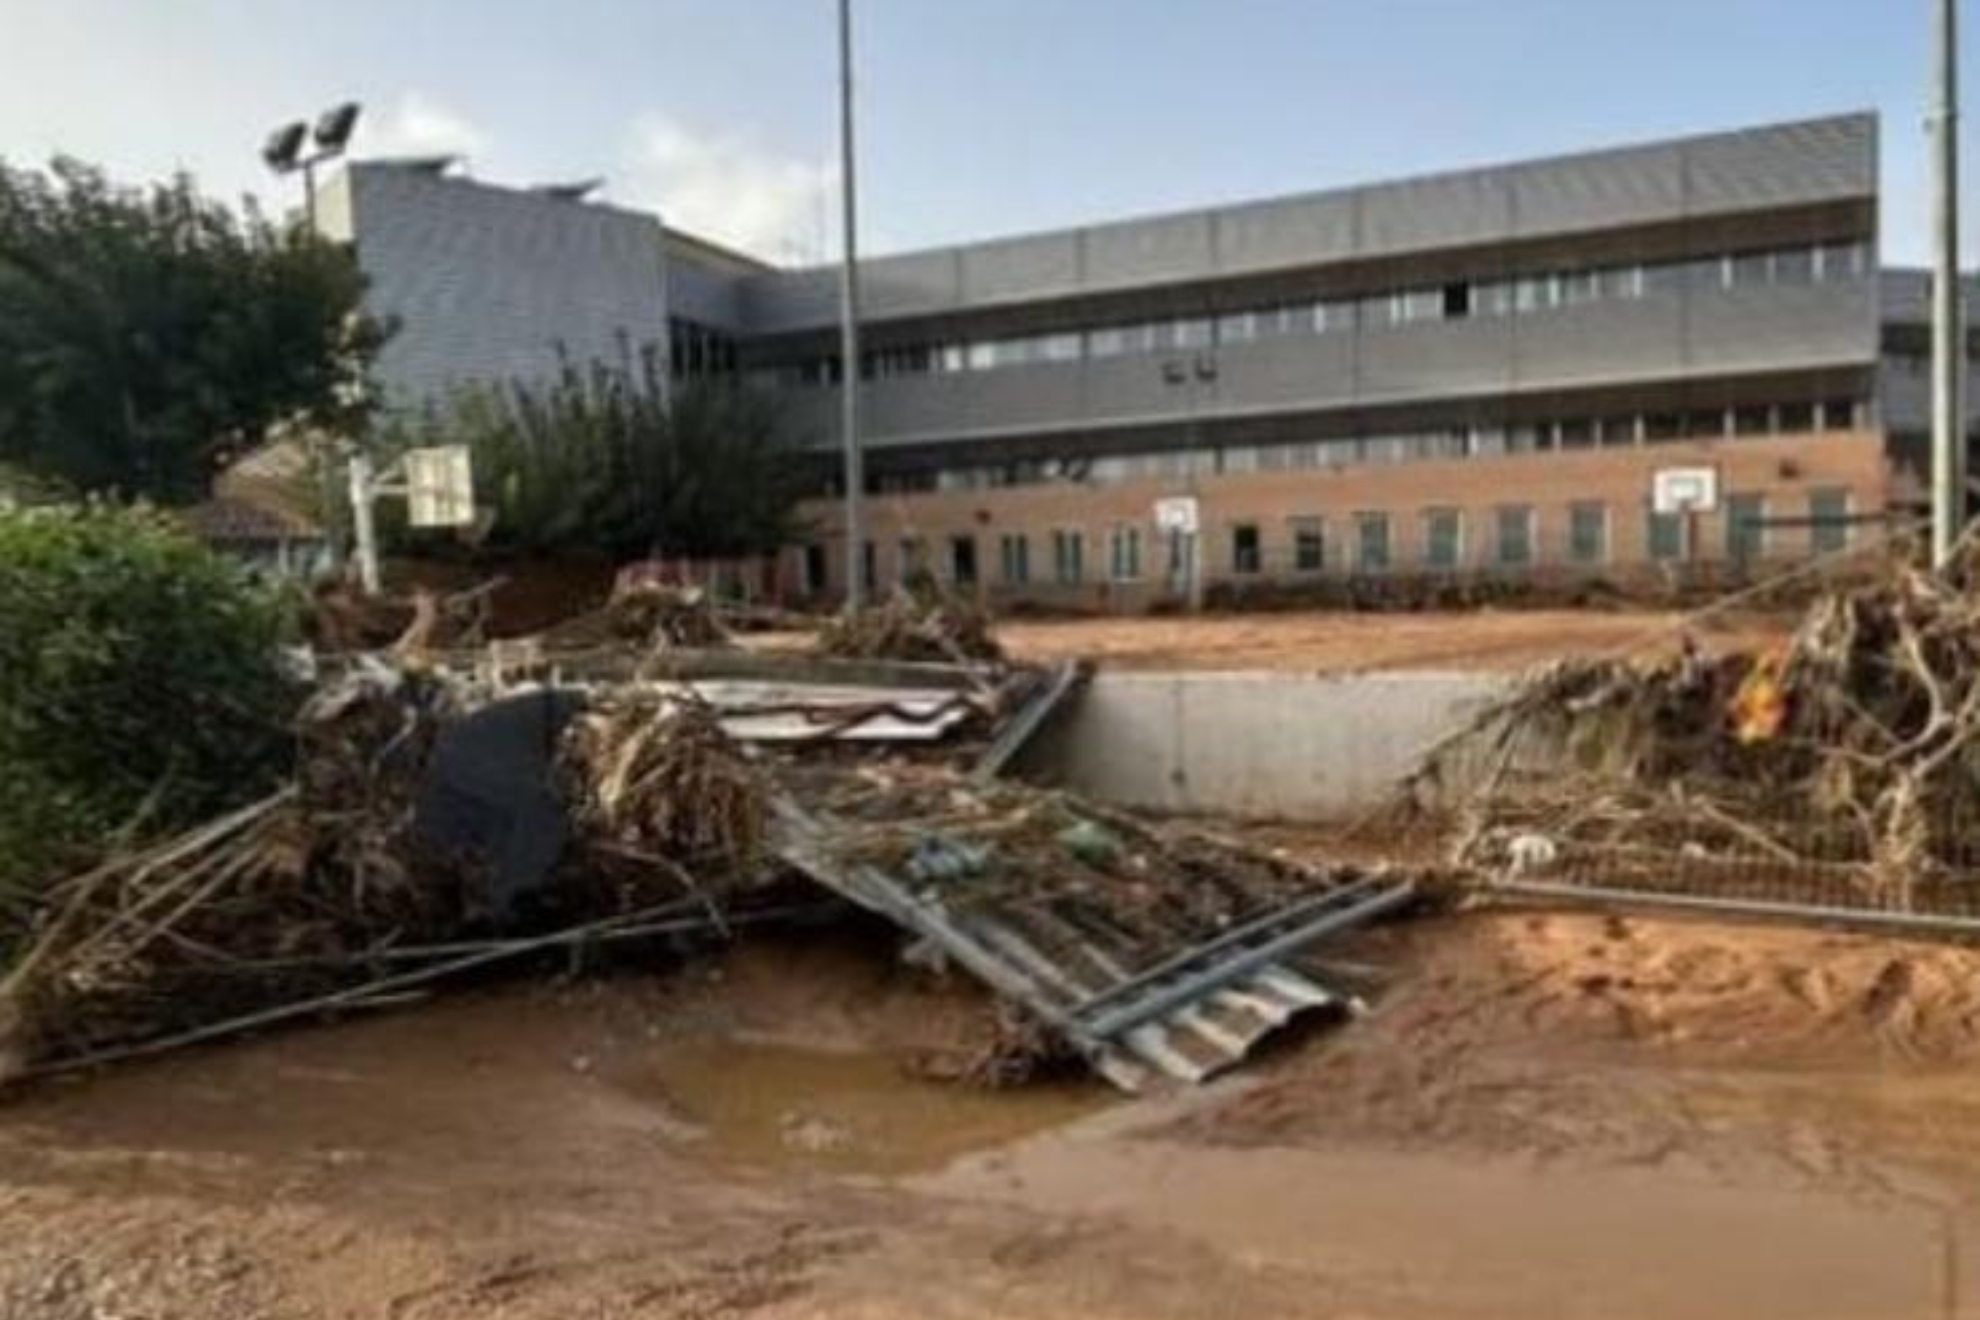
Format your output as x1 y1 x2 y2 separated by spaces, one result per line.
789 430 1891 611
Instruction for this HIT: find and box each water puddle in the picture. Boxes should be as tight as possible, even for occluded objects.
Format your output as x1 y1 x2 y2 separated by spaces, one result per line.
608 1037 1110 1178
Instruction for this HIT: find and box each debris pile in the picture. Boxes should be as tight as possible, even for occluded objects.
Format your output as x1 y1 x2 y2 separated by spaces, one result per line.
815 582 1005 665
1422 552 1980 903
564 692 767 868
604 581 730 650
0 584 1420 1091
0 666 780 1080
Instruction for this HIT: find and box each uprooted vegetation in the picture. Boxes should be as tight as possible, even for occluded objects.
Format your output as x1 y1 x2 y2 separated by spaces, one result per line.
0 573 1408 1088
814 579 1006 665
1416 542 1980 906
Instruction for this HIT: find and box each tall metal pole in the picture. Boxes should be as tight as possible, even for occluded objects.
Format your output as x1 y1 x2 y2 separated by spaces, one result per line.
1932 0 1966 569
836 0 867 609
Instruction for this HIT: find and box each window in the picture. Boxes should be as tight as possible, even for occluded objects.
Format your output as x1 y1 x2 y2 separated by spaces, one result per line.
1172 319 1213 350
1647 509 1686 562
1051 530 1085 586
1355 512 1391 573
1645 412 1684 443
898 537 927 584
861 541 878 593
1473 281 1515 317
1726 494 1767 566
1557 418 1596 451
1730 251 1772 287
1819 398 1861 431
1231 524 1263 575
1040 333 1082 363
1495 505 1535 568
1604 266 1645 300
800 544 828 595
1596 415 1641 447
1818 241 1866 282
1443 283 1472 319
1810 488 1852 555
949 535 979 587
1773 248 1815 285
999 533 1030 586
1559 270 1601 306
1569 502 1609 565
1289 517 1325 572
1109 523 1143 581
1777 401 1816 434
1218 312 1258 344
1423 508 1463 571
1733 406 1774 438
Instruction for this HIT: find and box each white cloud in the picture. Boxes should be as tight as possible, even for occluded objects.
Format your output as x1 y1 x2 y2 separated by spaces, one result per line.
621 113 833 260
358 92 490 163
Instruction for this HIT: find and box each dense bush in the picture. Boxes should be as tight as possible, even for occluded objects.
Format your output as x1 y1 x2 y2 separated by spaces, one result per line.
394 359 813 562
0 505 299 902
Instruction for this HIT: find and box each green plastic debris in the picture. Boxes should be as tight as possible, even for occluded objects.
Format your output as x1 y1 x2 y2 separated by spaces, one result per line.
1056 819 1122 867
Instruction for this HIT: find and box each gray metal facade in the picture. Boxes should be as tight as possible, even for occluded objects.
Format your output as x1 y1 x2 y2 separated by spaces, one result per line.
329 113 1893 463
746 112 1882 459
318 163 675 406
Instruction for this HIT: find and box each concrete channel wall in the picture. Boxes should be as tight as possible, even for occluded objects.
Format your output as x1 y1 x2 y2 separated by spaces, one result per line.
1021 670 1514 819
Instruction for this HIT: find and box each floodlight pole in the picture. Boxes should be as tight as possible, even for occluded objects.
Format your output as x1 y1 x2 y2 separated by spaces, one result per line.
349 451 382 595
836 0 867 610
1932 0 1966 569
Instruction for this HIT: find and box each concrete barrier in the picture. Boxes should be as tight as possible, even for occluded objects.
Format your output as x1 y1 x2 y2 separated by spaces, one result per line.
1020 669 1514 819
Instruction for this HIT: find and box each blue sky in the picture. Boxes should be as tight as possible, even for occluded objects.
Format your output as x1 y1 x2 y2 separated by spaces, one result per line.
0 1 1963 262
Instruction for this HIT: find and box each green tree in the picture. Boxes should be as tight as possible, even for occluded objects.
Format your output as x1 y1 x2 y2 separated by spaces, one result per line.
0 505 298 901
0 158 387 503
407 359 814 562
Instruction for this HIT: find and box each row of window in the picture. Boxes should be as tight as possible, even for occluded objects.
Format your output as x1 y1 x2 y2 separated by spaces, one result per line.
780 240 1870 385
815 490 1855 593
870 398 1865 497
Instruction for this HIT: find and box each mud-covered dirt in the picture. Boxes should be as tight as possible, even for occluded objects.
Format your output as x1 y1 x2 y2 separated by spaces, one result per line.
5 912 1980 1319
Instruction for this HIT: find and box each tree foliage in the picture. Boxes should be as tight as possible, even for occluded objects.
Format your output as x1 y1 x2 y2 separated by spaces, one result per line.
0 158 388 504
405 360 814 561
0 505 299 899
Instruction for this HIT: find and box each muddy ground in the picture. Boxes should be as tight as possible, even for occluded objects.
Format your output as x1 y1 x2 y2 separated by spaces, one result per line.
749 608 1792 674
5 904 1980 1320
991 608 1791 673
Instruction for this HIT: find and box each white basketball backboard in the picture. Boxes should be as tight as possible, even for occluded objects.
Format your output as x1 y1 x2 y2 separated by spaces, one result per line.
1652 467 1719 516
404 446 475 529
1154 496 1200 534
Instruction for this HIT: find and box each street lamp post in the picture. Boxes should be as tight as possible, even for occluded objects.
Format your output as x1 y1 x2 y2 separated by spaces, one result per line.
836 0 867 611
1931 0 1966 569
263 103 362 236
262 102 363 576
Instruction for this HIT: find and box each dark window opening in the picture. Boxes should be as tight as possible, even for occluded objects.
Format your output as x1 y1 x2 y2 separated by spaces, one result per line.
949 535 979 587
1231 524 1262 575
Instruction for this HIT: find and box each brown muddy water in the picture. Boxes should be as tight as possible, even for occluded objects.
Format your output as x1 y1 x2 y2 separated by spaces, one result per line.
7 918 1980 1319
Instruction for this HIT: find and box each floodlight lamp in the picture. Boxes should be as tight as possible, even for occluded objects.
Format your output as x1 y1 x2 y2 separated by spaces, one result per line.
313 103 362 155
262 122 309 173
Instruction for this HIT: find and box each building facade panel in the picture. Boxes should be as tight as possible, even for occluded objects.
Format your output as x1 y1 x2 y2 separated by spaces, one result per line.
326 163 672 406
1683 282 1877 376
736 113 1876 336
959 234 1080 303
1682 114 1877 216
1356 173 1514 256
1359 317 1515 399
1507 143 1686 236
1510 300 1687 389
1211 192 1362 277
1080 211 1216 288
